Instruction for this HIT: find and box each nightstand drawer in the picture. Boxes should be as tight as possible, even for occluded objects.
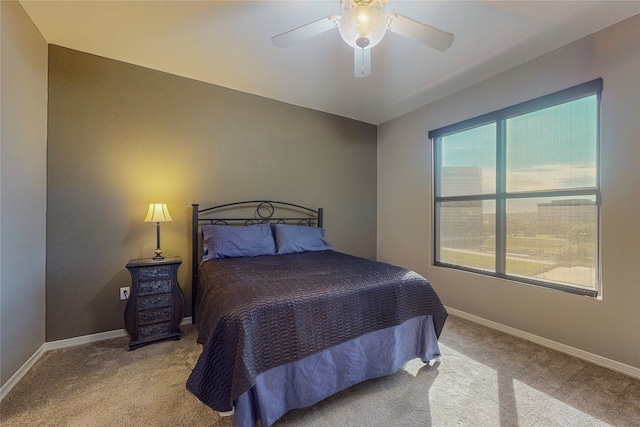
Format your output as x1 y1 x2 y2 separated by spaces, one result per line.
138 293 171 310
138 307 172 325
138 266 171 281
139 280 171 295
138 322 172 340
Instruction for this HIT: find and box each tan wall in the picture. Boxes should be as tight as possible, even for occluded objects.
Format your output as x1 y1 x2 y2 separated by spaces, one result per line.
0 1 48 386
46 46 377 341
377 16 640 368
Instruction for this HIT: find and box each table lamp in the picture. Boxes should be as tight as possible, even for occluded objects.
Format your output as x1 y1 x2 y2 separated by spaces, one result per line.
144 203 173 260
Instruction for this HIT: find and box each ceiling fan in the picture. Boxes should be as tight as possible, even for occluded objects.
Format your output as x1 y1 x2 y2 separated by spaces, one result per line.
272 0 454 78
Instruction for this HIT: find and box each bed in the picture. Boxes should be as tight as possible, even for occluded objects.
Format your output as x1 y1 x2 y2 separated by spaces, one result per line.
186 201 447 427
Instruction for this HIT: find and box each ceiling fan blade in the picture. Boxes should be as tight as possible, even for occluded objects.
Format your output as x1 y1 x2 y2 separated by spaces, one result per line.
386 13 454 52
272 15 340 48
354 47 371 78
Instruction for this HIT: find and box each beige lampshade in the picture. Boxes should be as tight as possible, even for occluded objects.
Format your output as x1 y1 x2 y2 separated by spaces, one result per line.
144 203 173 223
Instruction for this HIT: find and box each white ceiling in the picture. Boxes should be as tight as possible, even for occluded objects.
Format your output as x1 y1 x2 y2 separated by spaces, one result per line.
20 0 640 125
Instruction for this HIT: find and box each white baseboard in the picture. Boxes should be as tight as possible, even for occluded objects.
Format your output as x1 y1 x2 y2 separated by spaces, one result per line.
0 344 46 401
43 329 126 351
446 306 640 380
0 316 193 401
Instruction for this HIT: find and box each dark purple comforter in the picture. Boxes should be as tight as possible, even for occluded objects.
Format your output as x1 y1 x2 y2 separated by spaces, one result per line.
186 250 447 412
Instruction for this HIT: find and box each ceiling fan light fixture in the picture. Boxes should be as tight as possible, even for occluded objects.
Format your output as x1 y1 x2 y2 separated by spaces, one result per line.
271 0 453 78
338 6 387 50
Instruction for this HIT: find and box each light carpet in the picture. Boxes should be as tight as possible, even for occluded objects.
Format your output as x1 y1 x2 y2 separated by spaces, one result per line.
1 315 638 426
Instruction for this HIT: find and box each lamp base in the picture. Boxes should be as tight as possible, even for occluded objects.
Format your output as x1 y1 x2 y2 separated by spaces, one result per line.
153 249 164 260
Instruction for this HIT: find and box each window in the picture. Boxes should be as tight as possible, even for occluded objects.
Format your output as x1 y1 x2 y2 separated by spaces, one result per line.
430 79 601 297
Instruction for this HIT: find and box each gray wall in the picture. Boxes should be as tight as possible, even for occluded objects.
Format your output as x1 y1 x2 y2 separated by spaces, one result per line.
46 46 377 341
377 16 640 369
0 1 48 386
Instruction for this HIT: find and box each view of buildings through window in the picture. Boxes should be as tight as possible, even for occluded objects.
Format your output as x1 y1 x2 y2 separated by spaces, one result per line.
432 81 601 296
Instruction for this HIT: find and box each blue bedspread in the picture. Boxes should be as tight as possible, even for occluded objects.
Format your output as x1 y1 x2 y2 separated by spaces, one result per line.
186 251 447 413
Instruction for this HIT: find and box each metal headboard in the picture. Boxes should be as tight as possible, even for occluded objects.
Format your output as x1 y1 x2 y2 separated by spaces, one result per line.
191 200 323 324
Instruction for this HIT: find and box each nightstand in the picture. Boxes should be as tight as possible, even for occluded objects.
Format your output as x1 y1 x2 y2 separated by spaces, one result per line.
123 256 185 350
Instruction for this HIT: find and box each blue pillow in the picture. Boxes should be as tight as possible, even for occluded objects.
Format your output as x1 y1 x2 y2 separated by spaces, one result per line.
273 224 333 255
202 224 276 261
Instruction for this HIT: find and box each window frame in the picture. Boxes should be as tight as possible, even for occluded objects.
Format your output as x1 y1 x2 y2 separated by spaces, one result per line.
429 79 602 297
